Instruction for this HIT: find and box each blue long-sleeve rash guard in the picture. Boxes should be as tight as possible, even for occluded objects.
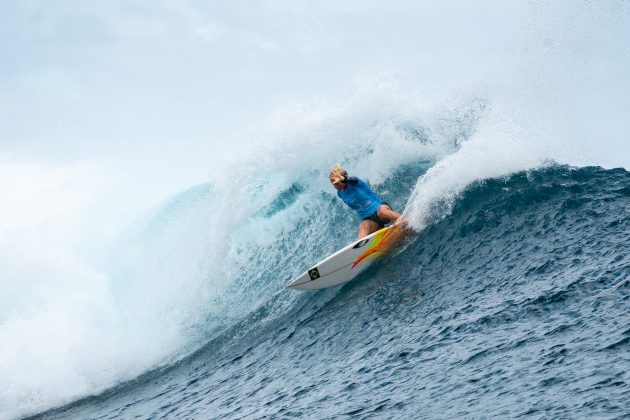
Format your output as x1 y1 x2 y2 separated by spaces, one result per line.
337 176 382 218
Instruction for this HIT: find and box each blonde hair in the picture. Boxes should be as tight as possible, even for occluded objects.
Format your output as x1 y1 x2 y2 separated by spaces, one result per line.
330 163 348 180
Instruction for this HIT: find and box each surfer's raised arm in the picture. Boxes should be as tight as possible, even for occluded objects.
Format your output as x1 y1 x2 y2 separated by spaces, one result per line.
328 164 401 239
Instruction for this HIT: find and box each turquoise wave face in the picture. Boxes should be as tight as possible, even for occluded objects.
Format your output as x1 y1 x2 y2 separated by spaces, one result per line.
43 165 630 419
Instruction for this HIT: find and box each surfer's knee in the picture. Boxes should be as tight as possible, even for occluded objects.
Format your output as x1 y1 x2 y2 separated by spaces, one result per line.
358 220 378 239
377 204 400 221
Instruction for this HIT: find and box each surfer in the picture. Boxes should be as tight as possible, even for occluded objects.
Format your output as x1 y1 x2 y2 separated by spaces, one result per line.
329 164 401 239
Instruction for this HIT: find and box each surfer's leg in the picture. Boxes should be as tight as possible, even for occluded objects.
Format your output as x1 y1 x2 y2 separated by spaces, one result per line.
358 219 380 239
376 204 401 224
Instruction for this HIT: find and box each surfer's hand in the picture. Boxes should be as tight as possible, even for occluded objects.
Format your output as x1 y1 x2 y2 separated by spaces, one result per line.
329 173 344 184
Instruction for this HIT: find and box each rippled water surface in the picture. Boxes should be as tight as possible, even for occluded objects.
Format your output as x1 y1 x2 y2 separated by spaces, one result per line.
33 166 630 419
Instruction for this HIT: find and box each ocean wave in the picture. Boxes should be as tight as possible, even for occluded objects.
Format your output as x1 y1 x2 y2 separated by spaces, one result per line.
33 164 630 419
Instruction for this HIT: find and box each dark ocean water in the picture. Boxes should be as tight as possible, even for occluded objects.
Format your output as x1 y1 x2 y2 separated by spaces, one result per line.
32 165 630 419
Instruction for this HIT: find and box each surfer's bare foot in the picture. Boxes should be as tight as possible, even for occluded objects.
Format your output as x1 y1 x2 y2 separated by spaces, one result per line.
393 218 408 228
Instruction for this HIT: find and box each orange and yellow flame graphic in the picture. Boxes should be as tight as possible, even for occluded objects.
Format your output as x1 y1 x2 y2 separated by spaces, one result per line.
351 224 403 269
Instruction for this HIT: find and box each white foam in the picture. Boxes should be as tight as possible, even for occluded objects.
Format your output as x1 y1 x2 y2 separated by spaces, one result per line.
402 110 551 230
0 163 218 418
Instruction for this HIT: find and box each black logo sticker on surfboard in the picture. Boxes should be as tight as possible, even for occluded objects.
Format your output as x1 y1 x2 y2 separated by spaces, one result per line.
308 268 320 280
353 239 370 249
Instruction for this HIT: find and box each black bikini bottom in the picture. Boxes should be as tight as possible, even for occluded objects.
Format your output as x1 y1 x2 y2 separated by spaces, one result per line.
362 202 393 229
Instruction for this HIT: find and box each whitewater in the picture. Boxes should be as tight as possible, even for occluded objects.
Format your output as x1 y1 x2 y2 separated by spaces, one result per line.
1 1 629 419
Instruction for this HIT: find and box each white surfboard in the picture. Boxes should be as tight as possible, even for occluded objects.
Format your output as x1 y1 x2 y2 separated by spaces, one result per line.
287 224 404 290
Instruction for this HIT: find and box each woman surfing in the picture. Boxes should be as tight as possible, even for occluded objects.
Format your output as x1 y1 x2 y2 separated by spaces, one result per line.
328 164 402 239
